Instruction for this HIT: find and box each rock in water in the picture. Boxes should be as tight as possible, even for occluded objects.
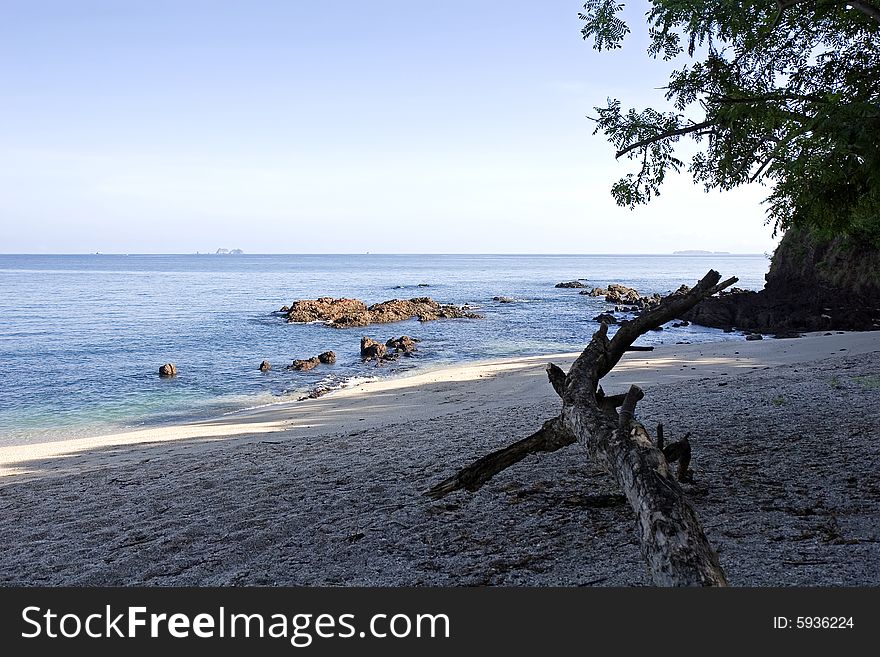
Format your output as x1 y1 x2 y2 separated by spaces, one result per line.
368 298 478 326
493 296 515 303
259 360 271 372
288 357 320 371
604 283 641 304
555 281 587 288
158 363 177 377
385 335 419 355
360 337 387 360
283 296 481 328
745 333 764 341
317 351 336 364
285 297 367 324
593 312 618 325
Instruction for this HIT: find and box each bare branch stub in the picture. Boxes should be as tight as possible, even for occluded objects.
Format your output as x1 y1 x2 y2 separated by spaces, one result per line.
618 385 644 429
662 433 693 483
546 363 566 399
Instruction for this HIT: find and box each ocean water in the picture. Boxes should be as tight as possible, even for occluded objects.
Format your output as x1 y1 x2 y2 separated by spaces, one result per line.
0 254 770 445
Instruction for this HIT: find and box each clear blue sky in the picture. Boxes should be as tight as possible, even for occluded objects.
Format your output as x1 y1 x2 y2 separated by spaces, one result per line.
0 0 777 254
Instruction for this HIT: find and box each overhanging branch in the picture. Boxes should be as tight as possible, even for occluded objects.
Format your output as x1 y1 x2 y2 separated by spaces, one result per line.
616 120 718 159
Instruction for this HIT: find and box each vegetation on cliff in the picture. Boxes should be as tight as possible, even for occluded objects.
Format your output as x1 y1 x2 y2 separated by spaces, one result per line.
580 0 880 243
580 1 880 328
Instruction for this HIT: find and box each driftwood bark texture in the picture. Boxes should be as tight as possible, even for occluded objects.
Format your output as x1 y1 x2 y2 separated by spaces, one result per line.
427 270 737 586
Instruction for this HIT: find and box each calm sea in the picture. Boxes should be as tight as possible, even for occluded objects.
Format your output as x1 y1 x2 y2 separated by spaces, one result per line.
0 254 770 445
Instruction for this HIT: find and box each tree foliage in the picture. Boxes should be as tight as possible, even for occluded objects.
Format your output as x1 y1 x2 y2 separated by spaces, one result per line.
580 0 880 240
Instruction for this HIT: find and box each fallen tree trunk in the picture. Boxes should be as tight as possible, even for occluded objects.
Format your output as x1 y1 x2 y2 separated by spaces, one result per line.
427 270 736 586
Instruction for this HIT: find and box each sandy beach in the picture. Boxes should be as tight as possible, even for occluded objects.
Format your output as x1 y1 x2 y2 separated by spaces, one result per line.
1 331 879 585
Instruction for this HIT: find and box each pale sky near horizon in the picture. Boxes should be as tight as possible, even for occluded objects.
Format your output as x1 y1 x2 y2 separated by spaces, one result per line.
0 0 779 255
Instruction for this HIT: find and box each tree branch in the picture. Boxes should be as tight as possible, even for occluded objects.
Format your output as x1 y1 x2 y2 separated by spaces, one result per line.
546 363 566 398
616 120 718 159
773 0 880 25
427 270 736 585
848 0 880 22
425 418 574 499
558 271 737 409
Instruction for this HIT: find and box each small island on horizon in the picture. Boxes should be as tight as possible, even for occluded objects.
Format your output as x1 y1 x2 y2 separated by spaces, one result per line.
672 250 731 255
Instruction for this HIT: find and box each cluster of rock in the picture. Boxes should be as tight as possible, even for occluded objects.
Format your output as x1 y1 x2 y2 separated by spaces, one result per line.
555 280 587 289
580 283 664 311
280 297 481 328
386 335 419 354
360 335 419 362
580 282 703 331
287 351 337 372
493 296 515 303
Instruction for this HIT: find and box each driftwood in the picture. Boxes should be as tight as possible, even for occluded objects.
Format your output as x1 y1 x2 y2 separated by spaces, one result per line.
427 270 736 586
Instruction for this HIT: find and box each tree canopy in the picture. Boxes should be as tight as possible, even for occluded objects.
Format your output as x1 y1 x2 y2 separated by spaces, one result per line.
580 1 880 241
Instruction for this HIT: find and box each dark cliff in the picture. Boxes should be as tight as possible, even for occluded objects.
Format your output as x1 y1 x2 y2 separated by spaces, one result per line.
683 228 880 332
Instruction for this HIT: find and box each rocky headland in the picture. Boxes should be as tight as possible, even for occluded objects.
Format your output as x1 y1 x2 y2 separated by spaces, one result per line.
682 229 880 333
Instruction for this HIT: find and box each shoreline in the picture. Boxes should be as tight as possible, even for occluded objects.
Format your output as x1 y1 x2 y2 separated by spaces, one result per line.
2 330 878 480
1 329 878 585
0 322 748 450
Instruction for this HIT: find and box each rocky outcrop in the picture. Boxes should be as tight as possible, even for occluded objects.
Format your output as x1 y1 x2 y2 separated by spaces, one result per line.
284 298 366 324
367 298 479 325
593 312 618 324
259 360 271 372
579 283 663 312
682 228 880 332
282 297 481 328
158 363 177 377
605 284 664 311
287 351 336 371
604 283 640 304
360 337 387 360
493 296 515 303
386 335 419 355
288 357 320 371
555 281 587 288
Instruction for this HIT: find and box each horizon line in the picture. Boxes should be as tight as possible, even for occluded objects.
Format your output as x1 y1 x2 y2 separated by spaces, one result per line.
0 251 770 257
